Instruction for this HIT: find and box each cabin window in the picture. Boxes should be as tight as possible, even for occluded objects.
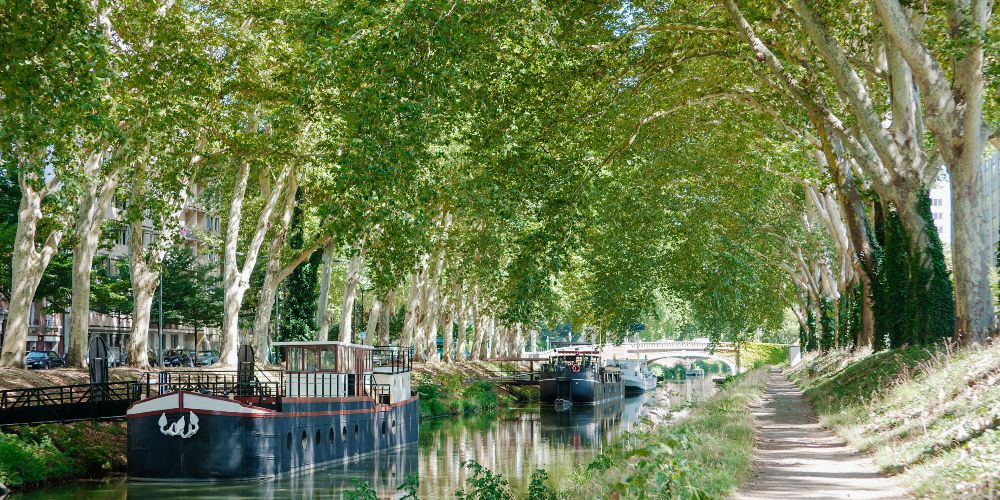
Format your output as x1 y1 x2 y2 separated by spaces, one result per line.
381 420 387 436
300 431 307 451
287 348 302 371
304 349 319 371
329 428 335 446
321 350 337 371
354 424 359 437
339 346 350 372
342 425 347 442
286 432 292 450
315 429 321 445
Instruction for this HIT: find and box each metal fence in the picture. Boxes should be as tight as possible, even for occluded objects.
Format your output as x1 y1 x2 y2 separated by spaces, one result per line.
0 381 142 427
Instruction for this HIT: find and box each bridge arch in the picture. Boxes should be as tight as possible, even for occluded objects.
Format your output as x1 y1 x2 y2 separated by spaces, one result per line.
642 352 738 375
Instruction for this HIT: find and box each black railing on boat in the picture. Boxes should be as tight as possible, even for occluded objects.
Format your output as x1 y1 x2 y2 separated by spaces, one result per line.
371 345 413 374
366 376 393 406
144 370 285 407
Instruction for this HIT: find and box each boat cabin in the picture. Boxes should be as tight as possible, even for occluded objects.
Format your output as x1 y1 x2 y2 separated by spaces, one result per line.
543 351 603 372
272 341 412 405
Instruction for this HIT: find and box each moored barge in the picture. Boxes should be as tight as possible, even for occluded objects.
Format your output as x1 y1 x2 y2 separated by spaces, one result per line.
539 350 623 405
126 342 418 481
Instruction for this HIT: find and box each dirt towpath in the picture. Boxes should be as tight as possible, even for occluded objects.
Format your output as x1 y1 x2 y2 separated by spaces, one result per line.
737 370 908 500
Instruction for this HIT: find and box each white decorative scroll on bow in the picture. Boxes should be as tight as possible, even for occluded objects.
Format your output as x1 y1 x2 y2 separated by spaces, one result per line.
158 412 200 439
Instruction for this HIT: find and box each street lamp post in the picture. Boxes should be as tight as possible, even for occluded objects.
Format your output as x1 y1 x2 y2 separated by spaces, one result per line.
357 285 364 340
158 271 164 368
0 309 7 353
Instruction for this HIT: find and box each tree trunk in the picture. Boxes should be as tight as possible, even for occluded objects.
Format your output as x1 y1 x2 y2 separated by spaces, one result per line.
68 230 98 367
401 270 422 348
125 161 190 368
127 282 155 368
514 323 524 356
220 162 289 367
251 172 299 353
817 126 877 347
454 284 467 361
443 302 455 362
470 303 482 361
0 174 62 368
951 156 997 342
872 0 995 342
221 163 252 368
365 298 382 346
316 242 335 341
895 189 955 343
253 269 280 357
67 169 119 367
339 243 365 343
486 316 496 359
126 216 158 369
378 291 394 346
858 270 876 350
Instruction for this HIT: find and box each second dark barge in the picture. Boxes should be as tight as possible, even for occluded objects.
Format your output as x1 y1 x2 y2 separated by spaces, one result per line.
539 350 623 405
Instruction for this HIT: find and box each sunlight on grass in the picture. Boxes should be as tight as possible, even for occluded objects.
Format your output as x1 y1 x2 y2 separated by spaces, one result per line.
790 343 1000 498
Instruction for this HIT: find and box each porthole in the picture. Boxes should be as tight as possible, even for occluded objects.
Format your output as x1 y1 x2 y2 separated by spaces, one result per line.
329 428 335 446
301 430 307 451
315 429 321 445
381 420 387 436
286 432 292 450
391 419 396 433
354 423 359 437
342 425 347 442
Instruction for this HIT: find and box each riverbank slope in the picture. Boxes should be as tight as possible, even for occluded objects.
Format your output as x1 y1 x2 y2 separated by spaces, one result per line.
789 343 1000 498
412 360 537 418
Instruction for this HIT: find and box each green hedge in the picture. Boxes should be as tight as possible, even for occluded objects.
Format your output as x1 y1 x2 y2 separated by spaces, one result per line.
740 343 788 370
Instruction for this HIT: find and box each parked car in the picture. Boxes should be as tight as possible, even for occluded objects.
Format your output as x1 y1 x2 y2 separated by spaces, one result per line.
163 349 195 367
195 350 220 366
25 350 66 370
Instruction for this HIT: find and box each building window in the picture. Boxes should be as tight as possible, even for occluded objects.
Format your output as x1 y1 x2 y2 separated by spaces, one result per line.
116 227 129 246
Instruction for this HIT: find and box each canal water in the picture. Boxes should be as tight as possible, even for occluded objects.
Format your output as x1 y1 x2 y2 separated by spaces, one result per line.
16 377 717 499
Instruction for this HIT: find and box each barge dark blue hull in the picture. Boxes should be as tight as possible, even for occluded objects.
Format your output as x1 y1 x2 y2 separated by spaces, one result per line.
539 373 623 405
127 392 419 481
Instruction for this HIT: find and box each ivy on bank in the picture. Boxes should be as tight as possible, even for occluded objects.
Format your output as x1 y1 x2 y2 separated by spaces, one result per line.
802 192 954 355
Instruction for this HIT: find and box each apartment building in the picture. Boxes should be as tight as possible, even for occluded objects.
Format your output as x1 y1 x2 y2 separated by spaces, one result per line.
2 185 223 358
930 151 1000 251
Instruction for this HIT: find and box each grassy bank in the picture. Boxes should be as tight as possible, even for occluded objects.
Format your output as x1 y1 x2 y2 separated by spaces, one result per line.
789 343 1000 498
554 369 768 498
0 422 126 489
412 361 537 419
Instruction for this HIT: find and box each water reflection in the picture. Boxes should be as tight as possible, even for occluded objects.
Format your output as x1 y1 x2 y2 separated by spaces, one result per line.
13 380 714 499
662 375 718 408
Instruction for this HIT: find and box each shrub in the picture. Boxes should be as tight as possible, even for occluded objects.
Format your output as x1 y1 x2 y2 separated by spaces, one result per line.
526 469 556 500
343 478 378 500
455 460 515 500
0 432 76 486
